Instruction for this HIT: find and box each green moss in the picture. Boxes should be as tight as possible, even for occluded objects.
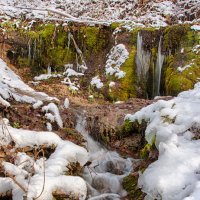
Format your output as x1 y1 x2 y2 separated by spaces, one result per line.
162 25 188 52
27 31 39 39
38 24 55 39
120 120 134 138
122 174 144 199
79 26 99 52
140 135 156 159
0 20 17 31
110 22 121 30
17 57 29 68
164 28 200 96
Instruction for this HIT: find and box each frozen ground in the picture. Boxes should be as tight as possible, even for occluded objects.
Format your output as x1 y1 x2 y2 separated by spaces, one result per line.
0 0 199 27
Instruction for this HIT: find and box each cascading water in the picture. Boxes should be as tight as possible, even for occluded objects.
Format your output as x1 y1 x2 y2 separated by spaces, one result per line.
154 37 165 96
136 32 151 81
76 114 135 200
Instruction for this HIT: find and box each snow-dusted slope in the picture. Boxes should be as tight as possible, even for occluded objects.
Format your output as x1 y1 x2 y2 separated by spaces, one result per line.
126 83 200 200
0 59 58 107
0 0 199 26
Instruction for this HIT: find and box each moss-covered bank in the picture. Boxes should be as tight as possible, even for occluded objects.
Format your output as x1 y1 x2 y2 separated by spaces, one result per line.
1 20 200 100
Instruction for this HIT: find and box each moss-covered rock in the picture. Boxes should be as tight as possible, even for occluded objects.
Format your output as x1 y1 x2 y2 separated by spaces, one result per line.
122 174 144 199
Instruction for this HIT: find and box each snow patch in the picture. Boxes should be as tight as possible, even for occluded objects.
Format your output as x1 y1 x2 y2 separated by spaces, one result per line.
105 44 129 79
90 76 103 89
42 103 63 128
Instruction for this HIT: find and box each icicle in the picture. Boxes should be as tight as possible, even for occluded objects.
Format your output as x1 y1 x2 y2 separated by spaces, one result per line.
47 65 51 75
136 32 151 81
33 39 37 61
154 37 165 96
67 32 71 50
28 39 31 65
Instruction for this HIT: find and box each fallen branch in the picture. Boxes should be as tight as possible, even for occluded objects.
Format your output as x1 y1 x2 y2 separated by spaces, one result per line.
13 6 110 25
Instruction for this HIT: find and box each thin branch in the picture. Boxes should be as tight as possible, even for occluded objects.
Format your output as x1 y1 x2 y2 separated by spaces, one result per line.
7 173 27 193
34 149 45 200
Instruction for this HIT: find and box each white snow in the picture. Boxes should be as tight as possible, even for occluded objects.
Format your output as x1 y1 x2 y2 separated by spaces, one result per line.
46 122 53 131
0 0 199 27
109 81 116 88
62 77 80 91
193 45 200 54
0 96 10 107
33 100 43 109
64 98 69 109
191 25 200 31
0 119 88 200
125 82 200 200
0 59 58 105
42 103 63 128
90 76 103 89
105 44 128 79
63 68 84 77
34 74 62 81
177 63 194 72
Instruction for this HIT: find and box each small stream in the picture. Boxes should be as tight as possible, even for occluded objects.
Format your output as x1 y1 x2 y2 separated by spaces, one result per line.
76 114 136 200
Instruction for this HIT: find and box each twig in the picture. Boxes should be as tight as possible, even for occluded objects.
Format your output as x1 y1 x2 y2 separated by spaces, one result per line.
6 173 27 193
34 149 45 200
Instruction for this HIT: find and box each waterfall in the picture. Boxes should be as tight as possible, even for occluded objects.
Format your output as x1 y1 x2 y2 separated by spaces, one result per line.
136 32 151 81
76 114 135 199
154 37 165 96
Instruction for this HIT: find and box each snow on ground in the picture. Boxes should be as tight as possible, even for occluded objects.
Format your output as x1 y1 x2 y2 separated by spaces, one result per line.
177 61 194 72
0 118 88 200
0 0 199 27
0 59 58 107
125 82 200 200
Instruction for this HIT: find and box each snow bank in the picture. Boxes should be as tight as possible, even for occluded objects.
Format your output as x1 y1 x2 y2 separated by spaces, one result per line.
125 82 200 200
0 120 88 200
0 59 58 105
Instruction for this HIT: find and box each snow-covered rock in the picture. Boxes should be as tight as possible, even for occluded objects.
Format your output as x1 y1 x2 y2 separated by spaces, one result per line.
125 82 200 200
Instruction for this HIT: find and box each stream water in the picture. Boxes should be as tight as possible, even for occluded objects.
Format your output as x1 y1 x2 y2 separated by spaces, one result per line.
76 114 135 200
